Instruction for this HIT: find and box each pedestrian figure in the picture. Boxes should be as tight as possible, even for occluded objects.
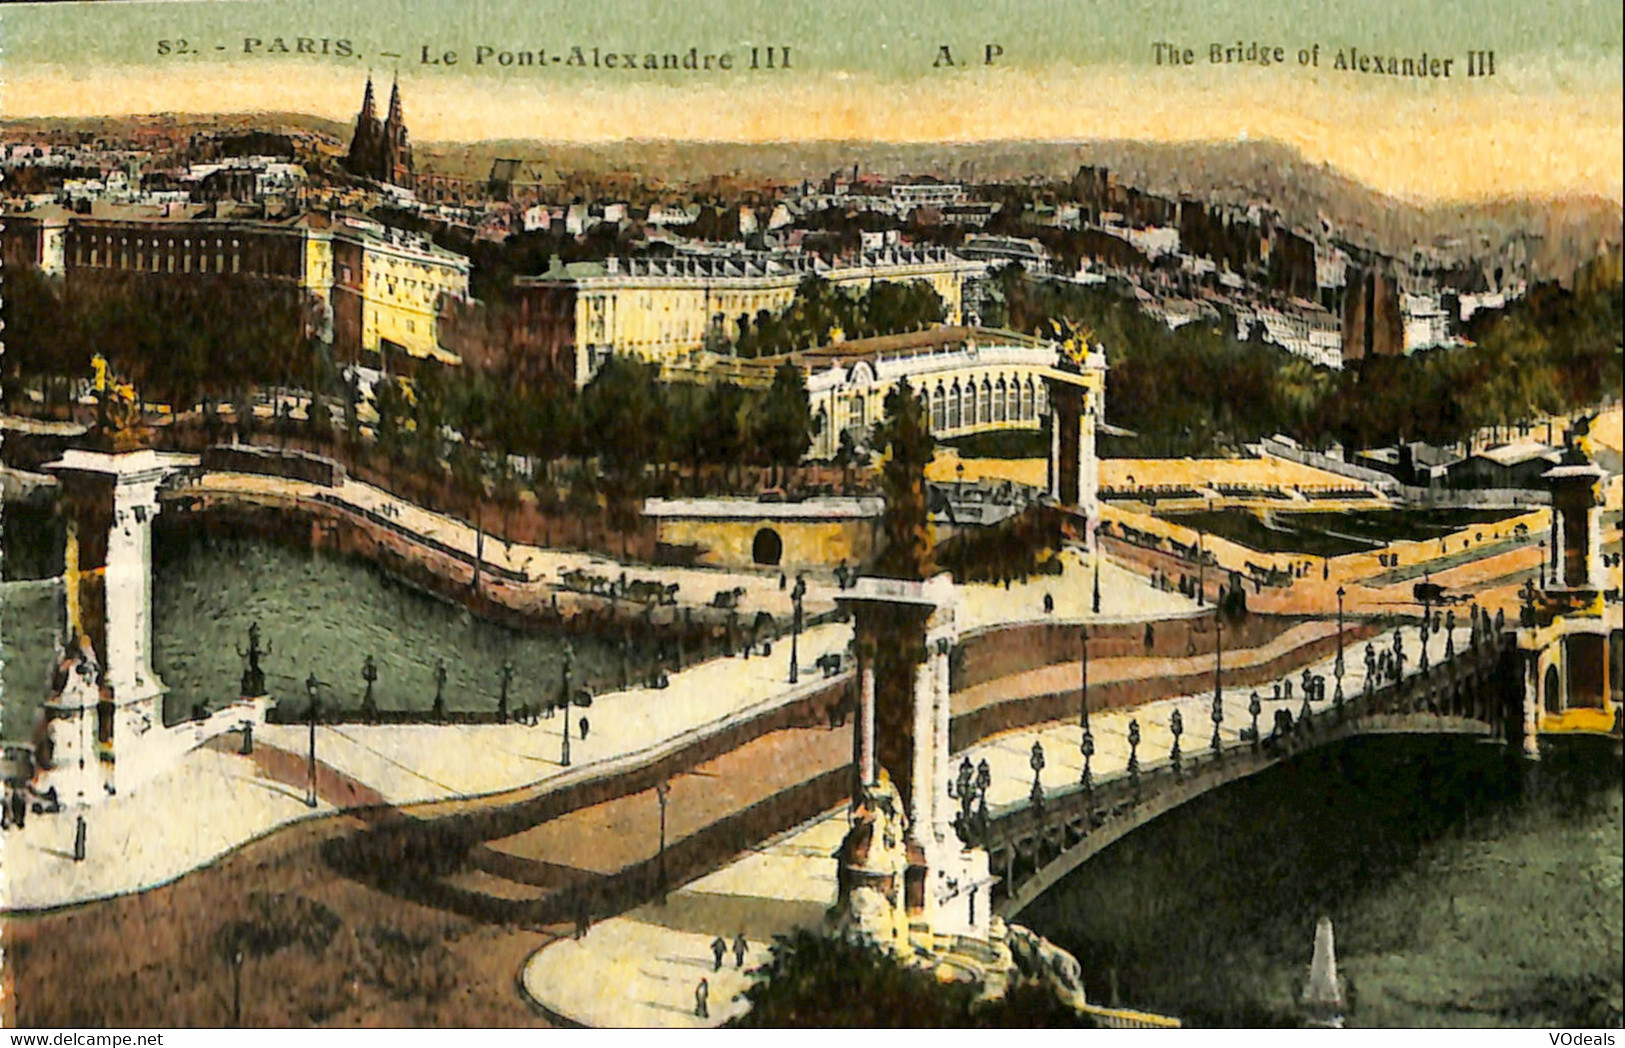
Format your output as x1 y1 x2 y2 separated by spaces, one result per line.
733 932 747 968
1043 592 1054 614
695 978 710 1019
575 900 590 940
712 936 727 972
779 572 787 590
579 716 590 740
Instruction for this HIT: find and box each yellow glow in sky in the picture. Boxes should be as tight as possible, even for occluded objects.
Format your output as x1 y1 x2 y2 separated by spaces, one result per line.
7 62 1622 204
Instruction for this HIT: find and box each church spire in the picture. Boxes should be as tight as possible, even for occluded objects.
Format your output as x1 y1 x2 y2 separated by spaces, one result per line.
359 74 377 124
386 74 404 130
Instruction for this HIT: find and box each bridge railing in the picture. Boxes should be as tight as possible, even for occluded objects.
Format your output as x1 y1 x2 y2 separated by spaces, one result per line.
979 630 1512 905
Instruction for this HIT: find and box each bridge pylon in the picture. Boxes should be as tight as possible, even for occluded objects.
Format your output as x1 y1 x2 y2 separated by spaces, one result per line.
1509 431 1622 757
834 574 995 949
35 448 200 806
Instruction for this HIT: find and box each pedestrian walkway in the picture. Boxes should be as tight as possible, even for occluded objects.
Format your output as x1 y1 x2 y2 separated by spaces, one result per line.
193 471 837 619
0 745 335 911
255 621 853 807
955 551 1198 632
520 809 844 1028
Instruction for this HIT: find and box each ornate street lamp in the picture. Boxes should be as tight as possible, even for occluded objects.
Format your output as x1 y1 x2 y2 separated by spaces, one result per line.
1196 529 1206 607
499 658 514 723
1029 740 1046 810
655 779 671 904
951 756 977 843
1211 687 1224 758
1334 586 1346 703
361 654 379 722
1079 626 1092 783
1127 718 1141 796
789 574 806 684
1169 709 1183 778
1248 690 1262 750
304 671 320 808
1539 540 1547 589
560 645 574 768
1080 728 1095 793
975 759 992 838
1092 553 1102 614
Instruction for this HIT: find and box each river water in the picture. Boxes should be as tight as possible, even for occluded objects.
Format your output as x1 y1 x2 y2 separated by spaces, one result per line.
1 534 625 736
1021 734 1624 1028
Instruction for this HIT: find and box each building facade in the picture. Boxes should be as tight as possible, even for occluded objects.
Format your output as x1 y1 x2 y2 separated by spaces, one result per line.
3 207 470 366
512 247 985 386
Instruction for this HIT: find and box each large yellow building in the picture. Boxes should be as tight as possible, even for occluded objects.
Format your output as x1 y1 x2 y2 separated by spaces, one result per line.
512 248 985 385
324 214 472 365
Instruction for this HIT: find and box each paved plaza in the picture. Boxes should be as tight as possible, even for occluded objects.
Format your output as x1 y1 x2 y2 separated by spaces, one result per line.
521 809 845 1028
0 746 335 911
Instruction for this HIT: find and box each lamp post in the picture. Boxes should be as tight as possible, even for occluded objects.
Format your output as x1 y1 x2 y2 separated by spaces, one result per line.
1211 686 1224 759
1196 529 1206 606
1334 586 1346 703
1079 625 1093 788
361 654 378 722
304 671 319 808
560 646 574 768
655 779 671 904
789 574 806 684
1029 740 1046 810
975 759 991 839
1539 540 1547 589
232 949 244 1027
951 757 977 843
1169 709 1183 778
1248 691 1262 750
499 658 514 723
1092 552 1102 614
1127 719 1141 797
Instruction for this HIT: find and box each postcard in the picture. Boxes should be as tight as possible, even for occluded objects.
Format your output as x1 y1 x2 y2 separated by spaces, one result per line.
1 0 1621 1032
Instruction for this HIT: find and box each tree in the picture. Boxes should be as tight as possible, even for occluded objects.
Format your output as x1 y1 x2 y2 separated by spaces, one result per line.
756 361 813 486
702 382 748 490
580 355 662 488
872 378 935 581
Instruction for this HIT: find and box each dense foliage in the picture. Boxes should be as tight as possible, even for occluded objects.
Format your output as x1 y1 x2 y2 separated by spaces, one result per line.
733 930 1096 1028
730 275 947 358
987 254 1623 456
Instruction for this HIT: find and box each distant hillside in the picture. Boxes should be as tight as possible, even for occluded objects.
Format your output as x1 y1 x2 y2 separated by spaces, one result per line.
6 111 1619 279
415 138 1621 281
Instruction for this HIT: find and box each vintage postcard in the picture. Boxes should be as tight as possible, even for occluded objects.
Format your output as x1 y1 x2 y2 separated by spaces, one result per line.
0 0 1620 1033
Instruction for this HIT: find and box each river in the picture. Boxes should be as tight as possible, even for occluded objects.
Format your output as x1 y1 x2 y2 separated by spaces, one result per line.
1 533 627 737
1021 734 1624 1028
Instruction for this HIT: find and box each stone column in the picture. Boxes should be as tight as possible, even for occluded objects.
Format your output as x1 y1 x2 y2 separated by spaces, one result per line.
858 644 877 788
910 653 935 842
1522 652 1542 759
932 636 953 849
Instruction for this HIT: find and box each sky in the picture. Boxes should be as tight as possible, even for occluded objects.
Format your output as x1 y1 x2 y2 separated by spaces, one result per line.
4 0 1622 204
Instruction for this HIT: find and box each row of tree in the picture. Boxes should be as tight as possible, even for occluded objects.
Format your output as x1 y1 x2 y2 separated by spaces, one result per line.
727 275 947 358
2 268 311 416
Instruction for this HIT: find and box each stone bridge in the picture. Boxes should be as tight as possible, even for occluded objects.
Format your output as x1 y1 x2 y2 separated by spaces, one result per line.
982 630 1516 918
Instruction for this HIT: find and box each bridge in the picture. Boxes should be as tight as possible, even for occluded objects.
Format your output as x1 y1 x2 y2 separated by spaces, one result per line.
976 622 1516 917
